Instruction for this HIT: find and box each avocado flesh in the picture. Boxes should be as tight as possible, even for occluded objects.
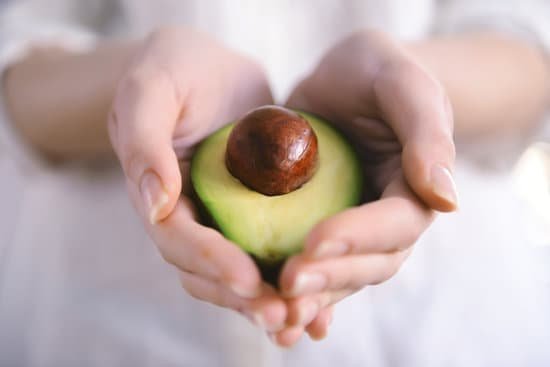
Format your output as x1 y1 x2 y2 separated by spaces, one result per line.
191 111 363 263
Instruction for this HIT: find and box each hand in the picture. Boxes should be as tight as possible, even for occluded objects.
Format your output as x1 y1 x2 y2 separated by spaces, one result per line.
273 29 458 345
108 27 287 332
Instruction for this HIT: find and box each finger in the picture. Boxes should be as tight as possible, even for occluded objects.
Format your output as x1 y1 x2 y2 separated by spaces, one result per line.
374 62 458 212
281 250 411 297
151 197 263 298
286 290 349 326
270 326 305 348
180 270 242 309
179 272 286 332
285 79 313 112
110 67 182 224
306 306 334 341
301 172 434 259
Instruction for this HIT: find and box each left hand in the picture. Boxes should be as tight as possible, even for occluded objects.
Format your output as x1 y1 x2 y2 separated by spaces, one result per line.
109 28 289 335
271 29 459 346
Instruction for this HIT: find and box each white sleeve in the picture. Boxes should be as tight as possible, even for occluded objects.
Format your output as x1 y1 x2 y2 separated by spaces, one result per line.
0 0 103 172
434 0 550 53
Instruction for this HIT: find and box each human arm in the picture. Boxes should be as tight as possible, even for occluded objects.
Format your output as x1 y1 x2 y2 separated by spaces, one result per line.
409 33 549 139
3 41 137 160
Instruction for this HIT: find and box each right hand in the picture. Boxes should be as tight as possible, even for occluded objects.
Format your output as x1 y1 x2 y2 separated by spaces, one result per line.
109 27 287 332
275 29 457 344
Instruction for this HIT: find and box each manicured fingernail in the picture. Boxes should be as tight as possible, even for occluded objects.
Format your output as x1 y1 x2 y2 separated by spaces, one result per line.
297 302 319 325
140 171 169 224
313 241 349 259
229 283 261 299
292 273 327 296
430 164 458 208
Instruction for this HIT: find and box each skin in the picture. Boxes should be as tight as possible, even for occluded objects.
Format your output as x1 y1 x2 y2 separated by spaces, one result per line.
3 27 550 347
274 30 550 345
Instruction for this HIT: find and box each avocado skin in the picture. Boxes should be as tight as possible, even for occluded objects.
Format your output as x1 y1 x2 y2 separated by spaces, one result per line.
188 184 277 288
191 184 283 287
255 257 284 288
190 109 363 282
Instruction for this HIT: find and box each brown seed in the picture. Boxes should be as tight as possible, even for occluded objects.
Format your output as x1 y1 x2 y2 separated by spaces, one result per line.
225 105 319 196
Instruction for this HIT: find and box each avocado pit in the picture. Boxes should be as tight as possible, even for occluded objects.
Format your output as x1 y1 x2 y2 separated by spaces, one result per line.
225 105 319 196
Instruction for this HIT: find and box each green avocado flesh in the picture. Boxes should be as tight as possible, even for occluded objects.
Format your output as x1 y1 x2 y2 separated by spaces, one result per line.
191 111 363 263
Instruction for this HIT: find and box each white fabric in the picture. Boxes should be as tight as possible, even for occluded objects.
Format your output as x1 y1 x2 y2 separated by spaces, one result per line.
0 1 549 366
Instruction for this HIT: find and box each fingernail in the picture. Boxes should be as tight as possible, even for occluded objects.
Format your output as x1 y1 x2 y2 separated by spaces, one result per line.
241 311 267 330
312 241 349 259
430 164 458 208
292 273 327 296
249 311 285 332
327 311 334 327
311 317 332 341
313 329 328 341
297 302 319 325
229 282 261 299
250 311 267 329
139 170 169 224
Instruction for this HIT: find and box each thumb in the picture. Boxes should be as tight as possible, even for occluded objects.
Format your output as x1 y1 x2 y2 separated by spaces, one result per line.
402 133 458 212
375 67 458 212
109 71 182 224
400 94 458 212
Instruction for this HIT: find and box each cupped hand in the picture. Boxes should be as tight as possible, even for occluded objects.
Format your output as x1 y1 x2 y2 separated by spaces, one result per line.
108 27 288 333
273 29 459 345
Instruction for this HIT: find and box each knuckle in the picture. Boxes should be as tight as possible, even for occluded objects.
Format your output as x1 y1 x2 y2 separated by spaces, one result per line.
118 66 171 99
319 292 334 308
157 244 192 273
377 61 405 86
209 289 224 307
158 247 177 268
402 228 421 249
120 148 144 182
376 61 442 99
379 256 403 284
372 61 403 98
117 70 149 98
309 221 344 248
182 283 203 301
389 199 428 249
387 259 403 280
331 268 353 290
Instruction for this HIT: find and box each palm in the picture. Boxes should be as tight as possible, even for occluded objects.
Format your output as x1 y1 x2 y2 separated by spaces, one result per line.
289 93 403 203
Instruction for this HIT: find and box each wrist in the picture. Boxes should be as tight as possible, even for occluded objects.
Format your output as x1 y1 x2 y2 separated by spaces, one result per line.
3 39 141 161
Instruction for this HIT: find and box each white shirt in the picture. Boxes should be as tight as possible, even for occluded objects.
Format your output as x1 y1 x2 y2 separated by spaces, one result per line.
1 1 549 366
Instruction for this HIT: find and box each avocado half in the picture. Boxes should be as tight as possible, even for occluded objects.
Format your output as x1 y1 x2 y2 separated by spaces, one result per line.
190 111 363 268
